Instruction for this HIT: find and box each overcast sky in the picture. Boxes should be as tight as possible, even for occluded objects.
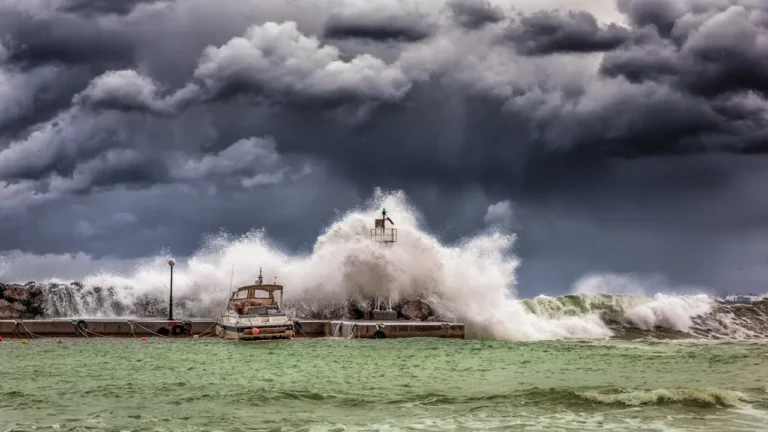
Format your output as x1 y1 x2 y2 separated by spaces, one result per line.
1 0 768 297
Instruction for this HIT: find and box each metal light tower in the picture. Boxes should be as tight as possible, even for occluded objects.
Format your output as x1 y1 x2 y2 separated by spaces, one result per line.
371 208 397 244
370 208 397 313
168 258 176 320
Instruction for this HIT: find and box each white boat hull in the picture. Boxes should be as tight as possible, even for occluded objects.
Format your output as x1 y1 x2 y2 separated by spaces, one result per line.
216 314 294 341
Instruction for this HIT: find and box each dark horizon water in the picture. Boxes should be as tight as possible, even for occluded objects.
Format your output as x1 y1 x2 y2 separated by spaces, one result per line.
2 337 768 431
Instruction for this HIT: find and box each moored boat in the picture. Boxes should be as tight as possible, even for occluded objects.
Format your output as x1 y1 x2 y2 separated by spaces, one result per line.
216 269 294 340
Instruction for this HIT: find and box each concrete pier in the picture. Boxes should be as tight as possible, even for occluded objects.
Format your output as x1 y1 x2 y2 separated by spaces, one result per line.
0 318 465 339
294 320 464 339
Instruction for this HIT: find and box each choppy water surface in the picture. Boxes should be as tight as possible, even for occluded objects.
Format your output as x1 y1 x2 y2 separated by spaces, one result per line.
2 338 768 431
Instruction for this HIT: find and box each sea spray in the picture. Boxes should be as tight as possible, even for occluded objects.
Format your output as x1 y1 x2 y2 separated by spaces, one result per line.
1 190 765 340
624 294 713 332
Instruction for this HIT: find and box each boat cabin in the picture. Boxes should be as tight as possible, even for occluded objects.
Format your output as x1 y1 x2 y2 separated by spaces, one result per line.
230 283 284 317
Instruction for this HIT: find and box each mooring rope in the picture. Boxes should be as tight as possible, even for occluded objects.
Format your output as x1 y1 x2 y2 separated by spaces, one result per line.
196 322 218 337
72 322 89 338
83 328 107 337
18 320 44 339
127 320 137 338
133 321 169 338
293 321 311 339
13 321 22 338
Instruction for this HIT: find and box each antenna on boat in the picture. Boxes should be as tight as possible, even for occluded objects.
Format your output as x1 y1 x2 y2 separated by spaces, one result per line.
229 264 235 294
274 276 278 284
257 267 263 285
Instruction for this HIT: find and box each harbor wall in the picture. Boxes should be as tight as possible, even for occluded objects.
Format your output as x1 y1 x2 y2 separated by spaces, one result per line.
0 319 465 339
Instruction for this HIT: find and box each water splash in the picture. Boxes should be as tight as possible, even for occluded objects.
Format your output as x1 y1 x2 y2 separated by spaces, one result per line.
2 189 765 341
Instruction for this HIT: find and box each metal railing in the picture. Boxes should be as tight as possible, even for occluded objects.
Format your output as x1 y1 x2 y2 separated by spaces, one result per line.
370 228 397 243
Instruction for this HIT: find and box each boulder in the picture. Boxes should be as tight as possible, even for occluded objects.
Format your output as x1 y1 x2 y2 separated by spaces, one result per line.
399 299 435 321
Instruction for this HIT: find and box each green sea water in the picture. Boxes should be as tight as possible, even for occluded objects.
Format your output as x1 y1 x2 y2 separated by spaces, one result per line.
2 337 768 431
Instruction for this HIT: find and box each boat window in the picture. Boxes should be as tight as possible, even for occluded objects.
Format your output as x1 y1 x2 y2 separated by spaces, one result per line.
247 306 268 316
234 290 249 299
253 290 271 299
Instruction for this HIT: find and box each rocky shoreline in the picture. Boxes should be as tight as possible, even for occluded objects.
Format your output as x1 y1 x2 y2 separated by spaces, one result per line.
0 282 45 319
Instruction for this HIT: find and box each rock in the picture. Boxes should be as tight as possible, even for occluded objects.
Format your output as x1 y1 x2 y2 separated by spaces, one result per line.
0 282 46 319
346 305 365 320
0 299 25 319
399 299 434 321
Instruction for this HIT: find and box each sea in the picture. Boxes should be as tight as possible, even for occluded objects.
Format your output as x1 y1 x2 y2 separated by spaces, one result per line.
2 337 768 431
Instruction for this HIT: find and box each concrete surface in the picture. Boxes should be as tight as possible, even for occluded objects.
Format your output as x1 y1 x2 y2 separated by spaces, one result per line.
0 318 465 339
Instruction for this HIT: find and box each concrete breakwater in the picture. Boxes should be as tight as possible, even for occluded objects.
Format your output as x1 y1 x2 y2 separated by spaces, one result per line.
1 282 465 339
0 319 465 339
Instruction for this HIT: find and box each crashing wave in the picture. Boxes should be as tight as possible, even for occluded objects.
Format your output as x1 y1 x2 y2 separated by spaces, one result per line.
3 281 768 341
2 189 767 341
575 388 749 408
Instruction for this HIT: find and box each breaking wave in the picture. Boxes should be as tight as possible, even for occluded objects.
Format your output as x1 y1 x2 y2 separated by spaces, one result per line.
2 189 768 341
561 388 749 408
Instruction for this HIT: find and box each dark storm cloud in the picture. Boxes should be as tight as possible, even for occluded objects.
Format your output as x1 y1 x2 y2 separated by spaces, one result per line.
602 4 768 99
58 0 163 17
506 10 635 55
446 0 505 30
5 0 768 187
323 1 435 42
3 0 768 294
0 7 135 69
616 0 686 37
74 70 180 115
60 148 171 194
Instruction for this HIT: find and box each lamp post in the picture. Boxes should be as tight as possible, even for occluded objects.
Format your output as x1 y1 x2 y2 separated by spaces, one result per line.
168 258 176 321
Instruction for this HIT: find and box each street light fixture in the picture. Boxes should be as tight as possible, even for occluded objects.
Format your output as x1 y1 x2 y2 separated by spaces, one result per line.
168 258 176 321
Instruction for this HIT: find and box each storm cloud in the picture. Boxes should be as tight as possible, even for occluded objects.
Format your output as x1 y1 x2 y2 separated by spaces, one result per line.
2 0 768 296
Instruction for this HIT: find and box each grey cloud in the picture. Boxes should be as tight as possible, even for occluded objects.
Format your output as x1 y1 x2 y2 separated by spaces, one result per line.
446 0 505 29
193 21 412 103
680 6 768 96
324 0 435 42
58 0 163 17
57 148 170 194
0 7 134 69
604 5 768 99
484 200 517 230
0 65 61 132
74 211 138 239
616 0 686 37
74 70 178 115
171 136 310 189
0 110 119 181
173 137 279 180
506 10 634 55
599 41 681 83
0 181 55 216
74 21 415 116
